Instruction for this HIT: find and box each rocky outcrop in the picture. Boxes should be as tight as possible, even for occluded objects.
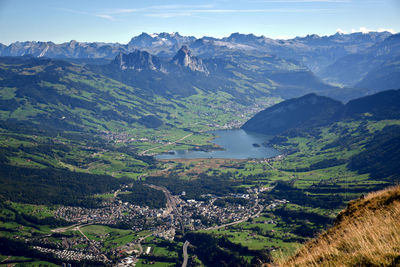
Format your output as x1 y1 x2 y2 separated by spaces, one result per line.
112 50 167 73
171 46 209 75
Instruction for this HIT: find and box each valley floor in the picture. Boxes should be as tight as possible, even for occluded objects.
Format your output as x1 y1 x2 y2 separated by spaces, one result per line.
0 118 399 266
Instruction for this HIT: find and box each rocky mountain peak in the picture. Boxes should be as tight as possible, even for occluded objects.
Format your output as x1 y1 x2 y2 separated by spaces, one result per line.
224 32 263 43
171 46 209 74
112 50 166 73
158 32 181 38
67 40 79 48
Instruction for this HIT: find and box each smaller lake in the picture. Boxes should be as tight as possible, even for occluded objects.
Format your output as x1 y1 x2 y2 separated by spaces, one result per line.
156 129 280 160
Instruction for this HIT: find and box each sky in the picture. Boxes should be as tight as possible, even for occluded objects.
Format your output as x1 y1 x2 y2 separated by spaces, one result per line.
0 0 399 44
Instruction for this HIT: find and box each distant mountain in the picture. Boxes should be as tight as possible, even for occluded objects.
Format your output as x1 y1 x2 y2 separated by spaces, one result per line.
127 32 196 56
208 31 392 73
90 46 336 102
0 31 393 75
0 40 128 59
355 56 400 91
241 94 344 135
112 50 167 73
242 89 400 135
319 33 400 86
170 45 209 74
2 31 397 103
90 46 211 98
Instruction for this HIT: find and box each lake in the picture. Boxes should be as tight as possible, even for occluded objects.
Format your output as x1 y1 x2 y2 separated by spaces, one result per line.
156 129 280 160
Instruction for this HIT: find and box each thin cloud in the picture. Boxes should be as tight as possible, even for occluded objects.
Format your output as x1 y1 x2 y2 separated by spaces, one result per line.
95 14 115 21
98 4 216 15
105 8 139 14
351 27 397 34
143 8 333 19
58 4 338 21
63 4 217 20
186 8 331 13
59 7 119 21
337 27 397 34
149 4 216 10
145 12 194 19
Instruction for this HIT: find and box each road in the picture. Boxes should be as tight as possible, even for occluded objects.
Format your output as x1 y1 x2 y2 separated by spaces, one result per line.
139 133 193 156
51 222 83 233
0 256 11 263
137 233 153 256
182 240 190 267
75 225 90 241
145 184 185 231
51 223 93 241
113 189 121 197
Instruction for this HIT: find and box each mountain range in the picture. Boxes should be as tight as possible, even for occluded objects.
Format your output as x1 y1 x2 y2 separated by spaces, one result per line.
0 31 399 134
0 45 333 134
1 31 398 94
320 33 400 87
89 45 333 102
1 31 391 71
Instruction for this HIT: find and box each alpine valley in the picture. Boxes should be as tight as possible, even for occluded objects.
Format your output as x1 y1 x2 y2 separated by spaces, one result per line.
0 31 399 267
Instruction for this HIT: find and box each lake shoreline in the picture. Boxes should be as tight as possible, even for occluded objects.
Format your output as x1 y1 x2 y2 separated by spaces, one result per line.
156 129 280 160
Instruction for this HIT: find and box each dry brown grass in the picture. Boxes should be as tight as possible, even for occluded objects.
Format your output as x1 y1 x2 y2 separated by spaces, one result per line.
278 185 400 267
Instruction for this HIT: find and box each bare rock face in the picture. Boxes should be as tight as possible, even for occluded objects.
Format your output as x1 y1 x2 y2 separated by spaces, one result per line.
112 50 167 73
171 46 209 75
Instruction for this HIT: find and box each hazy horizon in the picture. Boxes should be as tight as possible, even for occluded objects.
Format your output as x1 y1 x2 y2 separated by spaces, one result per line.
0 0 399 45
0 28 397 46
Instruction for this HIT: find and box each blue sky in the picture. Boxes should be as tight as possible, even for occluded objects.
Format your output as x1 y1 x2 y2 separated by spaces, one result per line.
0 0 399 44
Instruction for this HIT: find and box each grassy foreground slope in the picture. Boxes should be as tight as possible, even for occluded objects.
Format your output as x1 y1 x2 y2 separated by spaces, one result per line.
280 185 400 267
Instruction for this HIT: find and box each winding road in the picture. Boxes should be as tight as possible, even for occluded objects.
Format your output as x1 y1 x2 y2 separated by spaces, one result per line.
182 240 190 267
137 233 153 255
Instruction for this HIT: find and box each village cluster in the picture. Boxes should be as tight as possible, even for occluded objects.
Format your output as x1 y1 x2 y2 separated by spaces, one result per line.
25 183 290 264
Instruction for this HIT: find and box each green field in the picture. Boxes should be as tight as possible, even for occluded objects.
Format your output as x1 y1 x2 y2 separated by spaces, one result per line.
80 225 137 249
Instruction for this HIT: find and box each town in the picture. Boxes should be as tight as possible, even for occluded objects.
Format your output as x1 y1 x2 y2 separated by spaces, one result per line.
26 183 289 265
